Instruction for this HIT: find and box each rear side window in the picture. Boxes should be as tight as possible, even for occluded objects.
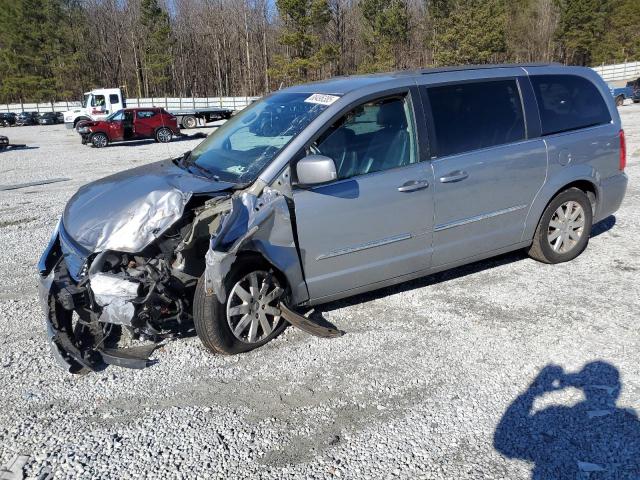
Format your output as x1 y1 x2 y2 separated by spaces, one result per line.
136 110 156 119
109 94 120 105
428 80 525 157
530 75 611 136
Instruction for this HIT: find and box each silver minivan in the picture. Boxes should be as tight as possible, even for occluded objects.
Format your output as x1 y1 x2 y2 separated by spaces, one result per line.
39 64 628 373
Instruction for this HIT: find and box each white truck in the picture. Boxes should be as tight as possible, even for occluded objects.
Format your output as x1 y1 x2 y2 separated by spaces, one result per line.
62 88 234 129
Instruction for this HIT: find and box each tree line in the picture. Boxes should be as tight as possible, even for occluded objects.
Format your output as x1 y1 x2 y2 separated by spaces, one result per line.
0 0 639 103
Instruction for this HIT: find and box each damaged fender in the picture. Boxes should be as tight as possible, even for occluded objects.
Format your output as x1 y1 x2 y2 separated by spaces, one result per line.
204 186 308 305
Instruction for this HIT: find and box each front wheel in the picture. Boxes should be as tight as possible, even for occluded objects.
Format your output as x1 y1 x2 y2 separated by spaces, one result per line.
155 127 172 143
194 259 288 355
90 132 108 148
528 188 593 264
615 95 624 107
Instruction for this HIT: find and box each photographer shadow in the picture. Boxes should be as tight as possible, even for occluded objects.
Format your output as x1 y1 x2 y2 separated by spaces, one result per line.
494 361 640 479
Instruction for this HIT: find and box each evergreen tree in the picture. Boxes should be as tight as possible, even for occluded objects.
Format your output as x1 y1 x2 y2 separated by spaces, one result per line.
139 0 173 96
358 0 410 72
433 0 507 66
592 0 640 64
271 0 337 84
0 0 80 102
554 0 611 65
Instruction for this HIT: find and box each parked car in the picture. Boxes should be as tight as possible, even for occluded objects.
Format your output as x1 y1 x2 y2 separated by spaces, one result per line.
38 64 628 373
609 83 634 106
77 107 180 147
0 112 16 127
38 112 59 125
15 111 39 126
55 112 64 123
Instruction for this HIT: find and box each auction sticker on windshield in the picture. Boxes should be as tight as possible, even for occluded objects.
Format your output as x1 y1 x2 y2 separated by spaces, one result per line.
304 94 340 105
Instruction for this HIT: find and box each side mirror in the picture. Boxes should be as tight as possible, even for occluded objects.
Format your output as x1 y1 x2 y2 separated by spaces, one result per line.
296 154 337 186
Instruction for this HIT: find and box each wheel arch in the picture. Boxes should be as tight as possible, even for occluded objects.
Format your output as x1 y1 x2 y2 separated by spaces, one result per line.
522 169 600 242
73 116 91 127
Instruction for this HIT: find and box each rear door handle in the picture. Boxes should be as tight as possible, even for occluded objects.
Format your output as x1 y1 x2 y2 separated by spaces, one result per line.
439 170 469 183
398 179 429 192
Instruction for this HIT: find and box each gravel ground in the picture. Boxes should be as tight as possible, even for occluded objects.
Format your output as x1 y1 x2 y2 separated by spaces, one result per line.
0 108 638 479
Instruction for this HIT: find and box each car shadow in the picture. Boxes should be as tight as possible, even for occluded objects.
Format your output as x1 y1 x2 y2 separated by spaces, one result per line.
494 361 640 478
591 215 616 238
315 215 618 314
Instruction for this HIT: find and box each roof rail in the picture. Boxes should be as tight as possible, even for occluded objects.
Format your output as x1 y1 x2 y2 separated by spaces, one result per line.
418 63 563 75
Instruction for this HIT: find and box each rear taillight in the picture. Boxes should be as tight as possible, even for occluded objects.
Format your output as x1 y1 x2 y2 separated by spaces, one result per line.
619 129 626 171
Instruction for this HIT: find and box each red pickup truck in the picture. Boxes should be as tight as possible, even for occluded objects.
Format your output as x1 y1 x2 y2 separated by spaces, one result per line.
78 108 180 148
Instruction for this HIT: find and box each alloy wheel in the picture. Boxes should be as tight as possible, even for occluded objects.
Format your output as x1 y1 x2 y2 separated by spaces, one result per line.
157 128 172 143
226 271 284 344
547 200 585 253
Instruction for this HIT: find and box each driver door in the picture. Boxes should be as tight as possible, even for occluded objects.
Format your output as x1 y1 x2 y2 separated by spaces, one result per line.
292 92 434 302
107 111 124 141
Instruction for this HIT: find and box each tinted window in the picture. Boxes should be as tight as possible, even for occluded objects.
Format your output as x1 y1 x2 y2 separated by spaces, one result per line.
530 75 611 136
313 96 417 180
428 80 525 157
109 94 120 105
136 110 156 119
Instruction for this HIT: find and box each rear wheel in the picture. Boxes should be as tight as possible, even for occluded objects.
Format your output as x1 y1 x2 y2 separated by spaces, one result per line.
155 127 173 143
90 132 108 148
194 258 287 355
181 115 197 129
528 188 593 264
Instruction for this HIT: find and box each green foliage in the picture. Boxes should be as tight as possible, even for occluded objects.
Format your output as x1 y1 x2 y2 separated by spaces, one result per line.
140 0 173 94
554 0 610 65
431 0 507 66
592 0 640 64
358 0 410 72
0 0 80 102
271 0 337 83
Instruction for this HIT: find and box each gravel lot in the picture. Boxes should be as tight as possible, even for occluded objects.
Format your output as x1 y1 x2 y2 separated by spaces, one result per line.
0 107 638 479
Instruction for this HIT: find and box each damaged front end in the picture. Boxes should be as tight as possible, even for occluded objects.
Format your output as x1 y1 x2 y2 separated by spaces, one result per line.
38 176 341 373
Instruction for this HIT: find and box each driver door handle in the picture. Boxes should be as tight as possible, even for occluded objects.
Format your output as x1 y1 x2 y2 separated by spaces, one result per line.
439 170 469 183
398 179 429 192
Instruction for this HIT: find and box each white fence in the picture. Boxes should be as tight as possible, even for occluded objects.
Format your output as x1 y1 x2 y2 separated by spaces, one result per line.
592 61 640 82
0 96 259 114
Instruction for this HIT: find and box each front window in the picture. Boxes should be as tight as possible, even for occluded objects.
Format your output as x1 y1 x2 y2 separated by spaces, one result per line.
106 110 124 121
81 94 90 108
188 92 335 183
311 95 418 180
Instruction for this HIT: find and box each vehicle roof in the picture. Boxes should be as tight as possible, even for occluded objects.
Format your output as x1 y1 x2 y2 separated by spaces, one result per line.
281 63 570 95
122 107 163 112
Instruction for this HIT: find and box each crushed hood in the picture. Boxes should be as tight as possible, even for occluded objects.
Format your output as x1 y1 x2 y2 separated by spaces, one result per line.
63 159 234 253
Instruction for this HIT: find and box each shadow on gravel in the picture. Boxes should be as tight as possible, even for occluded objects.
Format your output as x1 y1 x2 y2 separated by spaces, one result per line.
591 215 616 238
494 361 640 479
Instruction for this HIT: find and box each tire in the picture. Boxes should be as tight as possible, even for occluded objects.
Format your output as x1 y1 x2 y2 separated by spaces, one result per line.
181 115 197 129
194 257 288 355
155 127 172 143
90 132 108 148
527 187 593 264
615 95 624 107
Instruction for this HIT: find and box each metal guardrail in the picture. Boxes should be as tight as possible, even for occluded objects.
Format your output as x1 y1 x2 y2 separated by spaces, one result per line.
592 61 640 82
0 96 259 114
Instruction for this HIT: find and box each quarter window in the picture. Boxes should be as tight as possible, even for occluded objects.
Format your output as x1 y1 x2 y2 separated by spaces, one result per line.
312 96 417 180
427 80 526 157
109 94 120 105
530 75 611 136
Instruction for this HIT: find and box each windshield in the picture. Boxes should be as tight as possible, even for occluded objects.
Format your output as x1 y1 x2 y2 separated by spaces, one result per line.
81 93 90 108
188 92 336 183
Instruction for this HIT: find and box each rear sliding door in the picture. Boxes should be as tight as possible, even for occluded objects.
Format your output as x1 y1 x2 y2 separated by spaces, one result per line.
421 77 548 267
